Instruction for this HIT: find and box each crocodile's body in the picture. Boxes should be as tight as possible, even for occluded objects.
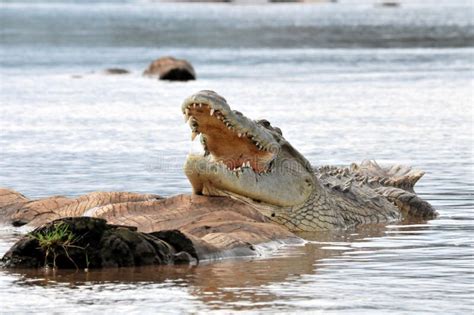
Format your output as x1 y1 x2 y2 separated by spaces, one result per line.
269 162 435 231
182 91 437 231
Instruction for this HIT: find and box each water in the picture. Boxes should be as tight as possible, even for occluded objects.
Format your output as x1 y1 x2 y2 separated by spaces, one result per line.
0 0 473 313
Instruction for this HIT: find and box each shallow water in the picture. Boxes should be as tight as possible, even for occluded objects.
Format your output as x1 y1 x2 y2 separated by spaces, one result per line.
0 1 473 314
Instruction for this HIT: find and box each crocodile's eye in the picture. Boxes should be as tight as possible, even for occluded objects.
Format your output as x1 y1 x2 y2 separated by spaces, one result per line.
257 119 271 128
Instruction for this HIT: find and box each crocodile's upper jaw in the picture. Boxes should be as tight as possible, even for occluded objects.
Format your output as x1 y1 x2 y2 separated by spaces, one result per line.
183 92 276 174
182 90 315 208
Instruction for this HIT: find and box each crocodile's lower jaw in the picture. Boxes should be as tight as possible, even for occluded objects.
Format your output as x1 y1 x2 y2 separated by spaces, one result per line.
184 154 274 195
202 184 281 217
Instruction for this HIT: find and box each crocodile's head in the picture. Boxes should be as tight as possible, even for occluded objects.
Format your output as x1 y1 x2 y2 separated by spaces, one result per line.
182 90 316 216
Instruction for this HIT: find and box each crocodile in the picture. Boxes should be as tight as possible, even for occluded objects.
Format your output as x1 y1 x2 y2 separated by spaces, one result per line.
0 90 437 268
0 90 437 231
182 90 437 231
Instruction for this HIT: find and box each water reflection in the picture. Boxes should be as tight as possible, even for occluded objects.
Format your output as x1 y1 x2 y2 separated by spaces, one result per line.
1 198 471 313
3 222 424 309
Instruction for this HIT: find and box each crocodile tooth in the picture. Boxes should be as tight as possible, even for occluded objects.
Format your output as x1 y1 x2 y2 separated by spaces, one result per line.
245 161 251 167
241 162 246 168
191 131 199 141
210 108 215 116
199 103 202 108
238 133 242 138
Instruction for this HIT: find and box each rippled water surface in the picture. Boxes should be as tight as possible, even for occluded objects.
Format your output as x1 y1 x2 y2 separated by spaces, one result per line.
0 0 473 314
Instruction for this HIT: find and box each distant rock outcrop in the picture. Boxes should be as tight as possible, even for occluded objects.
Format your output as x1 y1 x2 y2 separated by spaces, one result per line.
143 57 196 81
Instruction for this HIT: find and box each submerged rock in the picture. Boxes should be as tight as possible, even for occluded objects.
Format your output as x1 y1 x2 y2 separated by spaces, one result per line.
377 1 400 8
104 68 130 75
1 217 196 269
143 57 196 81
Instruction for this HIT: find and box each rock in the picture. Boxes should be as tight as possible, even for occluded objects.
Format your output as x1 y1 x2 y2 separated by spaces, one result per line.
0 191 160 227
143 57 196 81
0 217 190 269
0 188 30 226
0 191 301 269
377 1 400 8
104 68 130 75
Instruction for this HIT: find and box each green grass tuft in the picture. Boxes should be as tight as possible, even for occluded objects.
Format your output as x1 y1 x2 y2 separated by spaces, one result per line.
30 222 81 269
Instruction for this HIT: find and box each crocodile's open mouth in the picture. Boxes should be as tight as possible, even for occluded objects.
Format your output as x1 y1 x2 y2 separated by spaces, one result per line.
183 102 275 174
182 90 314 207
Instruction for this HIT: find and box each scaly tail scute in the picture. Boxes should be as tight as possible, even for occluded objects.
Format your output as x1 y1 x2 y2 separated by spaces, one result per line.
351 160 425 193
374 186 437 218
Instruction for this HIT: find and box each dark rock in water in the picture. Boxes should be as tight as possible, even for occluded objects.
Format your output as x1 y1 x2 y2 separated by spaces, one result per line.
143 57 196 81
1 217 195 269
104 68 130 75
0 191 300 266
377 2 400 7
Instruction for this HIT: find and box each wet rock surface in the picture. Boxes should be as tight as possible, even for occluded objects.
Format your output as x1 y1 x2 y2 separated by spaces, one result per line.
1 217 196 269
0 190 301 269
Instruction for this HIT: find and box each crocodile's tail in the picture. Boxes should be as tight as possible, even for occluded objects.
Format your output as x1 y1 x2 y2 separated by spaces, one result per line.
348 160 437 219
374 186 437 219
350 160 425 192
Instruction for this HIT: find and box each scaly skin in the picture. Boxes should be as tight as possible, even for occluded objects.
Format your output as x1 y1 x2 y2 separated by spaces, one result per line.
182 90 437 231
